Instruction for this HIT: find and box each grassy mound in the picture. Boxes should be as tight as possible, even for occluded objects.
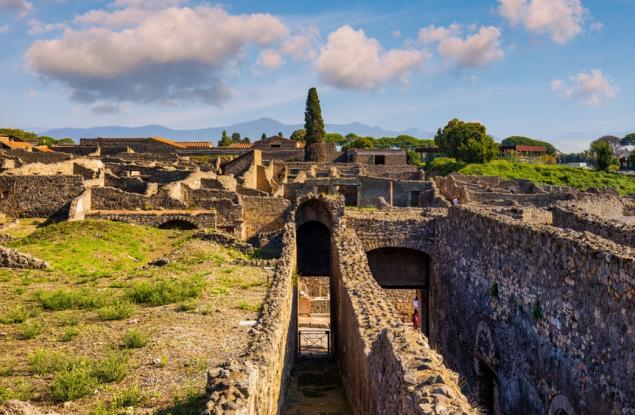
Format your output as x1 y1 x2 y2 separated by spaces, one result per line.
6 220 186 276
454 160 635 195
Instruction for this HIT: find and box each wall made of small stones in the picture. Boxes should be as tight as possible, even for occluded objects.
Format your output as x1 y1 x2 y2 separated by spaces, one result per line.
433 206 635 414
241 196 291 240
202 224 297 415
0 245 48 269
91 186 187 210
0 175 84 217
552 205 635 248
331 226 476 415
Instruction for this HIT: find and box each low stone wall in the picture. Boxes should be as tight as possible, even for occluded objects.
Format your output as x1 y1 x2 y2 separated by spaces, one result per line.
0 245 48 269
0 149 72 165
203 224 297 415
91 187 187 210
0 175 84 217
332 227 475 415
241 196 290 240
86 210 217 229
434 206 635 414
552 204 635 247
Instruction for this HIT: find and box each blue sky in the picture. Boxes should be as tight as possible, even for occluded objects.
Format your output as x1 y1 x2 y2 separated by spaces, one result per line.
0 0 633 151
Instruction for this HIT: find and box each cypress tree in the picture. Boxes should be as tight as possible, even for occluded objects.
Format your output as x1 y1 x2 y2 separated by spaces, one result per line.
219 130 232 147
304 87 325 145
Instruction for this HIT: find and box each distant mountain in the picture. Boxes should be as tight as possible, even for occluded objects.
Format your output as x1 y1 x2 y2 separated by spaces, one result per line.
41 117 435 144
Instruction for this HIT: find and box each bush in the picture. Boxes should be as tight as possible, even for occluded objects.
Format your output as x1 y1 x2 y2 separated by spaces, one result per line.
28 349 83 374
91 351 128 383
427 157 466 176
112 385 144 408
0 306 32 324
127 276 204 306
51 367 97 402
36 288 107 311
97 301 135 321
122 329 148 349
176 299 198 312
60 327 80 342
18 321 43 340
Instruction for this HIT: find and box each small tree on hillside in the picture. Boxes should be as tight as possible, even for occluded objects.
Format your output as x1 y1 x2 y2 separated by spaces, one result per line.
242 137 251 144
290 129 306 142
261 133 267 140
590 140 618 171
434 118 498 163
219 130 232 147
231 132 241 143
304 87 325 145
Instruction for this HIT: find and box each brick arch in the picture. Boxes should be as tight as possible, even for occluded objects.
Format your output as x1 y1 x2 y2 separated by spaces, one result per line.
548 395 576 415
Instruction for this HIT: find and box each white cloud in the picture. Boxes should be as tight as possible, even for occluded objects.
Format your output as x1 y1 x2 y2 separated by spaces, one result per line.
315 25 427 90
280 27 320 61
0 0 33 17
418 23 461 44
111 0 186 9
436 26 504 68
498 0 586 43
27 19 66 35
27 5 288 106
551 69 618 106
257 49 283 70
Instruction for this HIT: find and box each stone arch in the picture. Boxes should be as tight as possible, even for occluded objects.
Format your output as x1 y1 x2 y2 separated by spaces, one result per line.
158 218 199 230
548 395 576 415
363 239 432 257
473 321 500 415
293 193 344 231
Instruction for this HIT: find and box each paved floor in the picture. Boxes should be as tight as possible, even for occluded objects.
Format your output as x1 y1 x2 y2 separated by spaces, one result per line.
281 356 353 415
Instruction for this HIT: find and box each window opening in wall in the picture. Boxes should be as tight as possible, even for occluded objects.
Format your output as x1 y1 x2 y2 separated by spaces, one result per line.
410 191 421 207
374 155 386 165
271 144 281 148
554 410 569 415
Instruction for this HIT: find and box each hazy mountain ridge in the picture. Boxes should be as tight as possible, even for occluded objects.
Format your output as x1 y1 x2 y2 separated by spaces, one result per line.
41 117 435 143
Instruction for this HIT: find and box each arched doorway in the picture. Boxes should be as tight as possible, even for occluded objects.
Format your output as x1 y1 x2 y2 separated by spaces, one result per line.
297 221 331 276
158 219 198 230
366 247 429 335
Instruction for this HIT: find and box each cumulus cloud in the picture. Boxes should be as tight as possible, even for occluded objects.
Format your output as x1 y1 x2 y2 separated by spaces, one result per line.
421 24 504 69
498 0 587 43
418 23 461 44
27 19 66 35
315 25 427 90
280 27 320 61
551 69 618 106
27 5 288 107
257 49 283 70
0 0 33 16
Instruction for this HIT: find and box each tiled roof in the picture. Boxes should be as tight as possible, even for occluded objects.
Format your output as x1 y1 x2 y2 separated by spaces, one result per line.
0 135 33 150
228 143 254 149
180 141 213 149
149 136 186 149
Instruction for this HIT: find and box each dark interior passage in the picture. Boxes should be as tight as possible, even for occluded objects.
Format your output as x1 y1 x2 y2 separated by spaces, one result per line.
475 359 499 415
158 219 198 230
366 247 428 287
297 221 331 276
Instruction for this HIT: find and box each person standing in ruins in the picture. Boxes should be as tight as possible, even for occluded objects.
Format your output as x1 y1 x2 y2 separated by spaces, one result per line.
412 296 419 311
452 197 460 206
411 309 420 330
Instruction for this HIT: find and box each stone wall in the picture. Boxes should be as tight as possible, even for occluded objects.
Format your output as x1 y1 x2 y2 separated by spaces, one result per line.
0 149 72 165
552 203 634 247
241 196 290 240
433 206 635 414
86 211 216 229
331 225 475 415
203 224 297 415
90 187 187 210
0 245 48 269
0 175 85 217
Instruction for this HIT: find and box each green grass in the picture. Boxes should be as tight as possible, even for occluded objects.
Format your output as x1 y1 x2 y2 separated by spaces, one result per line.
0 305 33 324
18 321 43 339
36 288 110 311
51 367 97 402
91 351 128 383
97 301 135 321
458 160 635 195
60 327 80 342
111 385 144 408
127 276 205 306
235 300 262 313
7 220 181 276
122 329 149 349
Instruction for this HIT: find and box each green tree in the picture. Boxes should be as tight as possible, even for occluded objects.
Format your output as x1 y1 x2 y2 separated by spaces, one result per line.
57 138 75 145
621 133 635 146
219 130 232 147
434 119 498 163
231 132 241 143
628 150 635 170
241 137 251 144
0 128 38 142
304 87 325 145
290 129 306 142
345 136 374 149
590 139 618 171
261 133 267 140
501 136 557 155
406 150 424 167
325 132 345 144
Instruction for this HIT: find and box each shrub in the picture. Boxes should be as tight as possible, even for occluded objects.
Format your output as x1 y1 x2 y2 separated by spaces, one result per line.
176 299 198 312
18 321 43 340
532 300 542 321
127 276 204 306
111 385 144 408
28 349 83 374
97 302 135 321
1 306 32 324
0 385 8 404
235 301 262 313
58 312 80 327
427 157 466 176
489 282 499 299
91 351 128 383
51 367 97 402
36 288 107 311
122 329 148 349
60 327 80 342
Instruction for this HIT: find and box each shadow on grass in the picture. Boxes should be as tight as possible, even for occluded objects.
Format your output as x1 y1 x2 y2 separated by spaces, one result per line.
156 392 206 415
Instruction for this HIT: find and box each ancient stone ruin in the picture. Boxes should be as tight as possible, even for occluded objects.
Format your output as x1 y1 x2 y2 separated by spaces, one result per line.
0 140 633 415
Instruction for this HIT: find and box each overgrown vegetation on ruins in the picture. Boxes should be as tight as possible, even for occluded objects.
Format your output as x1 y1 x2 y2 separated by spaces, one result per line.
0 220 269 414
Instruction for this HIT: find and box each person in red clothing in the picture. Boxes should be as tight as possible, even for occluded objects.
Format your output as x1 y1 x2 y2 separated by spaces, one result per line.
411 309 420 330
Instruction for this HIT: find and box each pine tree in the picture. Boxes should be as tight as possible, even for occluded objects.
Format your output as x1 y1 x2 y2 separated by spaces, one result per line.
304 87 325 145
219 130 232 147
261 133 267 140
